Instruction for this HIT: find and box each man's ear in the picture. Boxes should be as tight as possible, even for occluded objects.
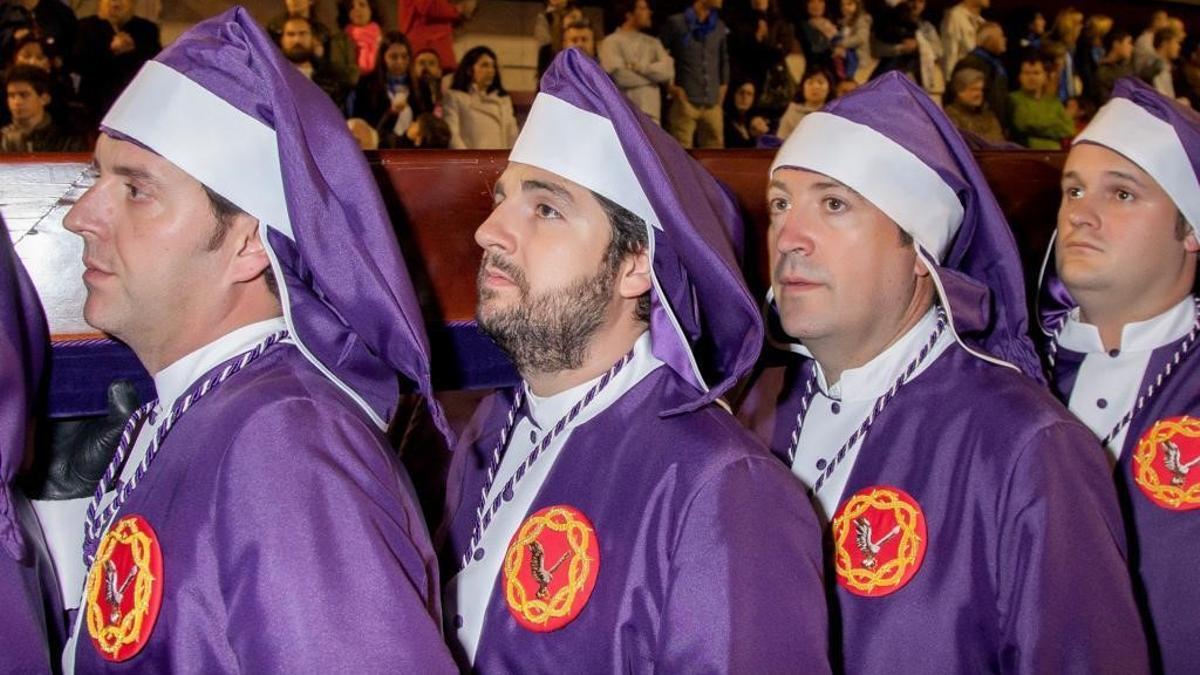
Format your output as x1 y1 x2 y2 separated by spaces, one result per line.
618 248 652 301
913 250 932 277
227 214 270 284
1185 231 1200 253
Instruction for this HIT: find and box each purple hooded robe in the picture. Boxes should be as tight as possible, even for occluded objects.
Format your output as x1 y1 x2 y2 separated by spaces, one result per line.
1039 77 1200 675
441 49 830 673
66 7 455 672
739 73 1149 674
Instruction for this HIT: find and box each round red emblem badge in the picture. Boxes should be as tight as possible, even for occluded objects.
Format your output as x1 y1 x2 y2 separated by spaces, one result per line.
832 486 927 597
503 505 599 632
84 514 164 661
1133 416 1200 511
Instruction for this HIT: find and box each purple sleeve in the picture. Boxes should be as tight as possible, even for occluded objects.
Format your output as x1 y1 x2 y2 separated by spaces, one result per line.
657 456 830 672
996 422 1149 674
213 399 456 673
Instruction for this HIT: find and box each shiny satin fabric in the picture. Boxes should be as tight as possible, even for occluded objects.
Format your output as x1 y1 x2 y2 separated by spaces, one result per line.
1051 338 1200 674
100 7 450 443
739 346 1150 674
70 347 455 673
441 367 830 673
1 214 57 673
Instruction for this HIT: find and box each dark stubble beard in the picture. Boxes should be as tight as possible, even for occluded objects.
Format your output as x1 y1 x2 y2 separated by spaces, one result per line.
476 251 616 375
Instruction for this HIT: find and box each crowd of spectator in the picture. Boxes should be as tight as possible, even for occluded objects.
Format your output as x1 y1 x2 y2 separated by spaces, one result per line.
1 0 1199 153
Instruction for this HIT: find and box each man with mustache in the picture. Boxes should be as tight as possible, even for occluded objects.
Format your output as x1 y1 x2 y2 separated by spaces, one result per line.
54 8 454 673
738 72 1148 672
1038 77 1200 673
441 49 828 672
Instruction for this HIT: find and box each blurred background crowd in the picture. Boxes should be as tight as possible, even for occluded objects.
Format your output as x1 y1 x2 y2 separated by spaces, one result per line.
0 0 1197 153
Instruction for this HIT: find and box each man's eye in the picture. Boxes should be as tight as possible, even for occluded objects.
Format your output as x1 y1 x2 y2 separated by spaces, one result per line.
824 197 845 212
535 203 561 219
126 183 143 199
768 197 789 214
1115 189 1134 202
1064 186 1082 199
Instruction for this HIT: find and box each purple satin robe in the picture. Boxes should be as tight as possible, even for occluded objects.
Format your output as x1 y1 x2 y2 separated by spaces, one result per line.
1 494 60 674
442 368 830 673
71 346 455 673
739 345 1150 674
1051 338 1200 674
2 217 57 674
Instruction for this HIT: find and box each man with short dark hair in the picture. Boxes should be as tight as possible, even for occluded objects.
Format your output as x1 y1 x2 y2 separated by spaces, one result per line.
1146 27 1183 99
738 72 1148 673
660 0 728 147
52 8 455 672
266 0 357 93
442 49 827 673
599 0 674 125
1009 51 1074 149
279 15 355 108
561 19 595 58
1038 77 1200 674
1095 28 1133 104
1 64 84 152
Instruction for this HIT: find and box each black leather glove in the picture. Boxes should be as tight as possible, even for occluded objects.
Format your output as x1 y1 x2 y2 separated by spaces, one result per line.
25 380 141 500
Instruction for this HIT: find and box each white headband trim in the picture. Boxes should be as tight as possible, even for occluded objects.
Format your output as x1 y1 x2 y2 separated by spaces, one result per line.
770 112 964 261
508 93 707 392
102 61 294 240
104 61 388 430
510 93 660 232
1075 97 1200 237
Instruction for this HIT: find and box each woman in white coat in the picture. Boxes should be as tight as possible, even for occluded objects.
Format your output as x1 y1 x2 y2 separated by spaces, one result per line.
443 45 519 149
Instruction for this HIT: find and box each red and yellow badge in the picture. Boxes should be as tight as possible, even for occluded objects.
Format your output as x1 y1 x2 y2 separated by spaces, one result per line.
503 505 599 632
84 514 164 662
832 486 927 597
1133 416 1200 511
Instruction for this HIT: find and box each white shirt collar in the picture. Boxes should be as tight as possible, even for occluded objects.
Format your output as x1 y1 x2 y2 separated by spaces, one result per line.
1058 295 1196 355
152 317 288 413
814 307 944 402
524 331 659 429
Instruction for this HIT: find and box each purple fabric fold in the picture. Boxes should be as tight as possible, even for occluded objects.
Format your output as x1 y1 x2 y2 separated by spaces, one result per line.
0 215 48 562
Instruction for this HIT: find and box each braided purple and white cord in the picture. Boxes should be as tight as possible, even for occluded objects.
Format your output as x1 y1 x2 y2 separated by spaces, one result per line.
83 330 290 566
787 309 947 495
1047 297 1200 446
461 348 634 569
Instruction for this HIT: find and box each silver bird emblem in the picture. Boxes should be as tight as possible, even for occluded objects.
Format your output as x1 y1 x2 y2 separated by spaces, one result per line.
854 517 900 570
1162 440 1200 488
104 559 139 624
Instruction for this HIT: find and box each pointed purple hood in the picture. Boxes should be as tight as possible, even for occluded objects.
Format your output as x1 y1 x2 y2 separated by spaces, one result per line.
1039 77 1200 333
99 6 450 443
770 71 1044 381
510 49 762 413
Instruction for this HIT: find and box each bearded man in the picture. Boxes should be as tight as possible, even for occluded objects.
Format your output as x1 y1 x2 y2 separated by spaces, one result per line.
439 49 829 672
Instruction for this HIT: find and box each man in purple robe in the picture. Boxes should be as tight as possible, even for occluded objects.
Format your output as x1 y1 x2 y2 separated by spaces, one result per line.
48 8 455 673
737 72 1149 673
1039 77 1200 674
1 216 59 673
440 49 829 672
